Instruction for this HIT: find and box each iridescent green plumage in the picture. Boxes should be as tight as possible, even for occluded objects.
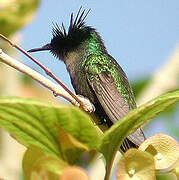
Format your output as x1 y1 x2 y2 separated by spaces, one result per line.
28 7 145 152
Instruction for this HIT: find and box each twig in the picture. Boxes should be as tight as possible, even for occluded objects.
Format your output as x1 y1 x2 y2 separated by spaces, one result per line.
0 48 94 113
0 33 83 107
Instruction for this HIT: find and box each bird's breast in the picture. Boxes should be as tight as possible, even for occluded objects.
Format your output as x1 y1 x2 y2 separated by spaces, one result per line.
64 52 96 103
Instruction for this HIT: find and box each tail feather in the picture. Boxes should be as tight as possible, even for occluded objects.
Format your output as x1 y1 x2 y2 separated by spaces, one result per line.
120 138 138 152
120 128 146 152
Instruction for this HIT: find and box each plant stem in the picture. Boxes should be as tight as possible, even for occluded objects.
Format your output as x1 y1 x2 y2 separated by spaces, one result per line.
0 48 94 113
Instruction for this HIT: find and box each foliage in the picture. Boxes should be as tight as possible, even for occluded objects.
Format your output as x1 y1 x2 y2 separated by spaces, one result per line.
131 76 150 99
0 90 178 179
0 1 178 179
0 0 39 37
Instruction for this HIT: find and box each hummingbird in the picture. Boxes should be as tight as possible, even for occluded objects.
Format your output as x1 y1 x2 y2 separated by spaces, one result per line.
28 7 145 152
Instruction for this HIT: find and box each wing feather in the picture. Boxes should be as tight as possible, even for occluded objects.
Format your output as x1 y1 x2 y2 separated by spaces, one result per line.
85 56 145 148
88 71 129 123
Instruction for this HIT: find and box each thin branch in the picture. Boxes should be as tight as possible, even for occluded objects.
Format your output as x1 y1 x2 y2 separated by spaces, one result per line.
0 48 94 113
0 33 83 107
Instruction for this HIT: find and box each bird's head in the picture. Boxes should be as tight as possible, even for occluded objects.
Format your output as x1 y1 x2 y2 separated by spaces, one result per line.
28 7 94 60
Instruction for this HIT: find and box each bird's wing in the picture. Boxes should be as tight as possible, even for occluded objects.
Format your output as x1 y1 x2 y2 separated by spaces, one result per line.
88 71 130 121
85 54 145 147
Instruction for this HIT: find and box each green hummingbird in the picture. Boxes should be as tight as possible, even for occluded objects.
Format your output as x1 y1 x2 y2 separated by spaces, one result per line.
28 7 145 152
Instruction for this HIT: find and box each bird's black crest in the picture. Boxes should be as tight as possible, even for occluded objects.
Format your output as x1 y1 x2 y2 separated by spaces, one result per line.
50 7 94 58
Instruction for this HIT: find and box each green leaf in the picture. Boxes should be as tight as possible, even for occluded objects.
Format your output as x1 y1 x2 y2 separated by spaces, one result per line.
23 145 46 180
58 127 90 164
0 97 101 159
0 97 60 156
0 0 39 37
23 146 67 180
131 76 150 98
132 77 179 115
100 89 179 180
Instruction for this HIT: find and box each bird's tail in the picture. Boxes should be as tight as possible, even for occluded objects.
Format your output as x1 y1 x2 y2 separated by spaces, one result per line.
120 128 145 152
120 137 138 152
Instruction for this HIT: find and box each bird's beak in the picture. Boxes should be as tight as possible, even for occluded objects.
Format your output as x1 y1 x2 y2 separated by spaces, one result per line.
28 43 51 52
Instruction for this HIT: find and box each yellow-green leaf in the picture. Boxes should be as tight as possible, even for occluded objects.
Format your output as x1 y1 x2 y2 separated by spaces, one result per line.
58 127 90 164
139 134 179 171
100 89 179 180
0 0 39 37
116 149 155 180
23 146 67 180
0 97 101 158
